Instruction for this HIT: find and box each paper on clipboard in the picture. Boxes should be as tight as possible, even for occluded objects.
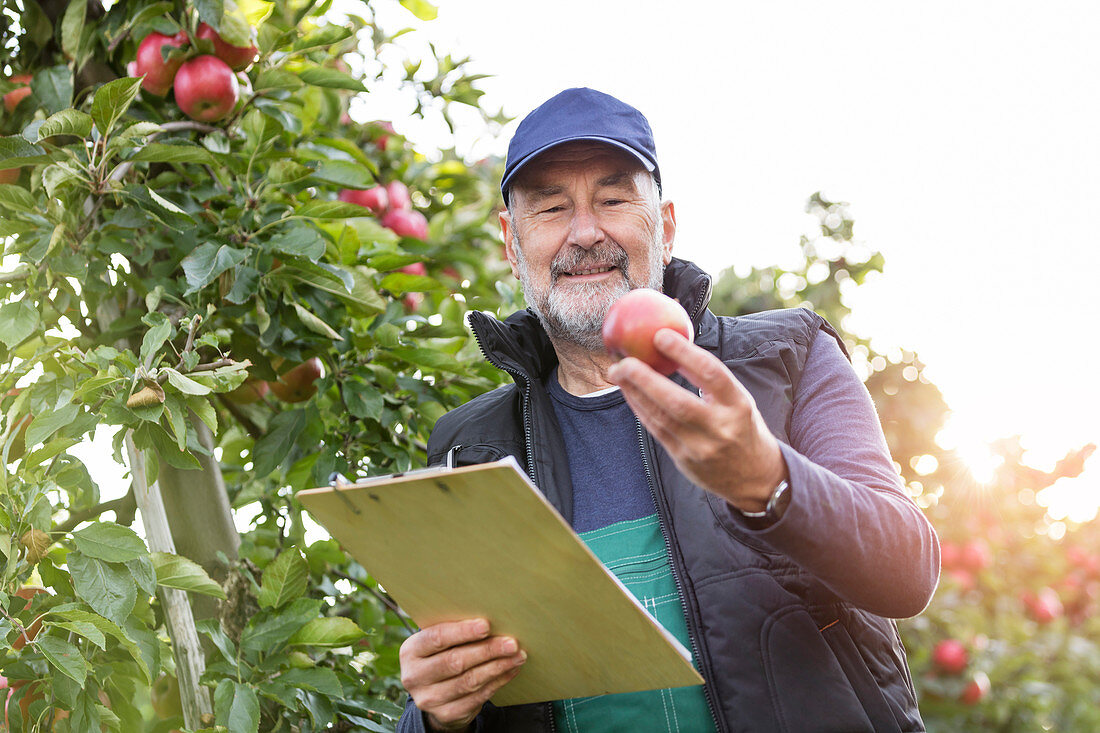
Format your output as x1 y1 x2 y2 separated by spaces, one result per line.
297 456 704 706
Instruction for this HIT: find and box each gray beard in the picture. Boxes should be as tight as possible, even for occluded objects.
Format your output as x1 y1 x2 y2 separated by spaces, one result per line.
514 238 666 351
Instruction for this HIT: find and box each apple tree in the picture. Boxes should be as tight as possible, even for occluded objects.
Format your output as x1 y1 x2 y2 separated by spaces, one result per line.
0 0 518 730
710 192 1100 730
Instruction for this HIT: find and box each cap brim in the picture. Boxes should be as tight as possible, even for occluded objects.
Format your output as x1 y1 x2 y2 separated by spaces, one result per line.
500 136 656 194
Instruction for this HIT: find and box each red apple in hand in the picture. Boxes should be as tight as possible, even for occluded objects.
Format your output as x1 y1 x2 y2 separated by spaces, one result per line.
195 23 257 71
386 180 412 211
270 358 323 402
382 209 429 240
931 639 968 674
135 31 189 96
602 289 694 376
173 55 239 122
339 185 388 216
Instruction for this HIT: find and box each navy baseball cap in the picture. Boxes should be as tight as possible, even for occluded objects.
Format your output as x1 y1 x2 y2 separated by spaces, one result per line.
501 87 661 199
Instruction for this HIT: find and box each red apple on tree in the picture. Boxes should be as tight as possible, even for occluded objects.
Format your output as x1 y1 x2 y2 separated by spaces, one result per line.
173 55 240 122
135 31 189 96
195 23 258 71
339 185 388 216
371 120 395 150
959 539 991 573
931 639 968 674
959 671 990 705
382 209 429 240
602 288 694 376
270 358 323 402
226 379 270 405
386 180 412 211
3 74 32 113
1022 587 1063 624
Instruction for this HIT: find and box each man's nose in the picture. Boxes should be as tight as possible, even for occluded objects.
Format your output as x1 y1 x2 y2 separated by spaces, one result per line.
567 204 604 249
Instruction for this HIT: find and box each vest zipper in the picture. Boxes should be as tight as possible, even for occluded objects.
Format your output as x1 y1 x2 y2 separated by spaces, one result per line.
635 418 725 733
468 317 538 486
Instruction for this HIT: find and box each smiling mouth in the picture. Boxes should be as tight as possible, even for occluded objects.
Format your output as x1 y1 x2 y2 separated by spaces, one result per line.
562 266 616 277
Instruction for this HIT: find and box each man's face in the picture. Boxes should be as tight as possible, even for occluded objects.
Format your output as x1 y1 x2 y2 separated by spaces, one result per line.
500 142 676 350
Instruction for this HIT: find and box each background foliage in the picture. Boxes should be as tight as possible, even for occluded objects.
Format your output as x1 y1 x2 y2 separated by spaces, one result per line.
0 1 1096 731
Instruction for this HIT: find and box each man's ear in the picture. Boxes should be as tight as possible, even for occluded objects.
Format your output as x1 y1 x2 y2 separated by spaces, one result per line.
499 208 521 279
660 200 677 265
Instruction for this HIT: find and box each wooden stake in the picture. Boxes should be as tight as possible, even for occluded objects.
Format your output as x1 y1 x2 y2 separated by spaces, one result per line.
125 431 213 730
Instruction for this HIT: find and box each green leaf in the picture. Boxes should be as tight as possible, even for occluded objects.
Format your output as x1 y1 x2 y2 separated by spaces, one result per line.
181 243 250 294
266 224 325 260
24 402 80 447
130 142 218 166
0 135 48 168
275 667 342 697
0 300 40 349
240 597 320 652
257 548 308 610
148 188 188 215
215 680 260 733
292 25 352 52
151 551 227 599
52 609 151 682
126 1 173 29
91 77 143 138
32 65 74 115
126 554 157 596
343 379 383 420
225 264 261 304
297 66 366 92
288 616 365 647
267 158 313 183
51 620 106 649
0 183 38 213
67 552 137 625
0 219 34 236
399 0 438 20
37 635 89 684
194 0 225 28
72 522 148 562
37 109 93 140
252 409 308 476
296 200 367 219
61 0 86 59
309 159 375 188
163 368 213 396
292 303 344 341
139 312 172 365
379 271 438 294
253 69 303 92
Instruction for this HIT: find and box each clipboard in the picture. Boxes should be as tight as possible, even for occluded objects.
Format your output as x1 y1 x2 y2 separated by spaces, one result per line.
297 456 704 706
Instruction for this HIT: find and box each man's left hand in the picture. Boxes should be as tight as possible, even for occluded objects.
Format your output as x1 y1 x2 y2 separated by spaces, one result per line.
607 328 788 514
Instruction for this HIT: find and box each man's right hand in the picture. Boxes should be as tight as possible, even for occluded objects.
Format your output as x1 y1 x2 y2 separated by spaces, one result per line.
399 618 527 732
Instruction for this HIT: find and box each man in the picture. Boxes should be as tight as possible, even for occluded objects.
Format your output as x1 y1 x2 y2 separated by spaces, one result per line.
397 87 938 732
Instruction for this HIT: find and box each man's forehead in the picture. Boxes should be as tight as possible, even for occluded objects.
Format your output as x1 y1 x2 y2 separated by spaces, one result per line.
511 141 649 192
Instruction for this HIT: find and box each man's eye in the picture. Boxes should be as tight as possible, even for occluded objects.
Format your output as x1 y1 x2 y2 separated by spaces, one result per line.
541 206 564 214
603 199 624 206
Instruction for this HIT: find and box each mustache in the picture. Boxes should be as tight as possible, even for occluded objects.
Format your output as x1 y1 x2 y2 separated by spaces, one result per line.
550 243 628 280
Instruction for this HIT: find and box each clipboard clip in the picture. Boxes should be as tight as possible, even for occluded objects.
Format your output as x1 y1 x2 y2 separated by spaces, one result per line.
328 472 362 515
445 444 462 469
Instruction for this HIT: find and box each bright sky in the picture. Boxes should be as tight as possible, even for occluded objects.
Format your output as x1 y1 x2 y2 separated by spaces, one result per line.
354 0 1100 518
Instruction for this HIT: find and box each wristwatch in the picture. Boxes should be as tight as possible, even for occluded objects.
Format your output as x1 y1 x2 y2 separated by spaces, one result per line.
737 479 790 523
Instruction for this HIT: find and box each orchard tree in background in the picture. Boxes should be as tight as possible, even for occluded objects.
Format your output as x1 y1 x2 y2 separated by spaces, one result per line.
0 0 519 730
710 192 1099 731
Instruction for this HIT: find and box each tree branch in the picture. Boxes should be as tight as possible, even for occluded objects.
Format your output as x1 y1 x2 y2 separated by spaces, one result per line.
55 487 137 534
